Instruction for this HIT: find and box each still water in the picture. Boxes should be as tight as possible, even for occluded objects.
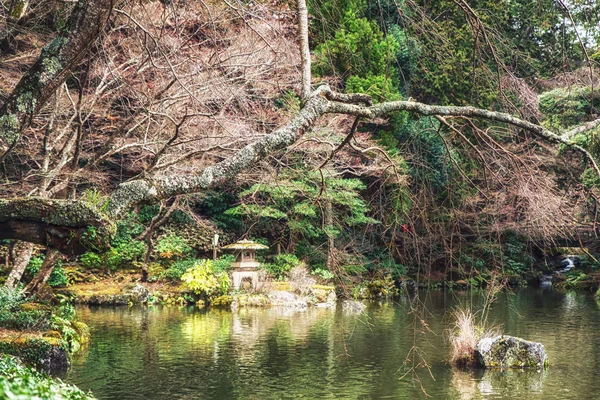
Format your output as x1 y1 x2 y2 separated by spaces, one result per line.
64 289 600 399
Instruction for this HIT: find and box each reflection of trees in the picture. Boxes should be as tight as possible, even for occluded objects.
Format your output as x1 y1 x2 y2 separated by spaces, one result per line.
65 306 186 396
66 291 600 399
181 310 232 359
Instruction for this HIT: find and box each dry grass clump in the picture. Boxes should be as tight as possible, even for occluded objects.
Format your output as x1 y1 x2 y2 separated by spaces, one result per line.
449 308 501 368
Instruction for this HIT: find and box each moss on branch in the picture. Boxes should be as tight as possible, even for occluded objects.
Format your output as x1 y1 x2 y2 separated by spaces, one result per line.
0 198 115 254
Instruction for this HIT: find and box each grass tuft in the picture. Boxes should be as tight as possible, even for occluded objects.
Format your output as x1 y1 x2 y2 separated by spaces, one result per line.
449 307 501 367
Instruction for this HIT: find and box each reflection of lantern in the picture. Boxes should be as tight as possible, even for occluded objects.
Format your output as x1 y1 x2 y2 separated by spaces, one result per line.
222 240 269 290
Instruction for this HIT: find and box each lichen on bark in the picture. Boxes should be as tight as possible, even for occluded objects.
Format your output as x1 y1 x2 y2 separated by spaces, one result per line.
0 198 115 254
106 87 331 216
0 0 113 153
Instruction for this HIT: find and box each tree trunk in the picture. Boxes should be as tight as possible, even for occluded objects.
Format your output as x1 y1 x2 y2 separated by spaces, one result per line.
0 0 30 53
296 0 311 100
4 241 14 269
136 198 178 282
325 199 335 270
5 241 34 289
25 248 62 295
0 0 114 161
141 244 151 283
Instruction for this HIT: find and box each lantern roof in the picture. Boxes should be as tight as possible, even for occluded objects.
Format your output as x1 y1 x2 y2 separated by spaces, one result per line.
222 239 268 250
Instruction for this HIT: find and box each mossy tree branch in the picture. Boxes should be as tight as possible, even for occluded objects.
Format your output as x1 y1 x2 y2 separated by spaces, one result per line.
107 86 600 216
0 198 115 255
2 86 600 255
0 0 114 162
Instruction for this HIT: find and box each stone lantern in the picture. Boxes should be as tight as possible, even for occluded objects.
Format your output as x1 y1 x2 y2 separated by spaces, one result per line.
222 240 268 290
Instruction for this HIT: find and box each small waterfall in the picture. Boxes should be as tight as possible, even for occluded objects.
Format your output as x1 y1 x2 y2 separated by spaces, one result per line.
555 255 576 274
540 255 577 288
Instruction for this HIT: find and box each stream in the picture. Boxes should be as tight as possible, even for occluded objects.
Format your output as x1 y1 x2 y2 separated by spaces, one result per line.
64 288 600 399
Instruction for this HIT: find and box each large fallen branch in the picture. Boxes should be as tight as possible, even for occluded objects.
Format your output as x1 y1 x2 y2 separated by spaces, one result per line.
0 198 115 255
107 86 600 215
2 86 599 254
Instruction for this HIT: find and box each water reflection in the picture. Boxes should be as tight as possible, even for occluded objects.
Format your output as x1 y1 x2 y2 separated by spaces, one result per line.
451 368 546 399
65 290 600 400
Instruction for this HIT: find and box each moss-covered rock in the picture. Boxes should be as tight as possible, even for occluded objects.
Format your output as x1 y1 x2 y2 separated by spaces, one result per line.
233 293 270 307
475 335 548 369
0 330 69 371
211 295 233 307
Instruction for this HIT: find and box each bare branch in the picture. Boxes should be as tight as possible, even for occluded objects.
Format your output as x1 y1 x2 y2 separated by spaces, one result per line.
107 86 600 216
318 116 360 170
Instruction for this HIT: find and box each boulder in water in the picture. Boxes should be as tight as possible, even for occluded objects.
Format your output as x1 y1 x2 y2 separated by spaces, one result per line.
475 335 548 369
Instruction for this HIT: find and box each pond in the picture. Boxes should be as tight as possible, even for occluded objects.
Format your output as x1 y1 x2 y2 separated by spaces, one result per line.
64 289 600 399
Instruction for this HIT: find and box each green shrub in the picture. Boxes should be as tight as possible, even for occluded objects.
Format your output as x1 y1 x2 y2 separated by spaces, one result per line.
311 268 335 281
112 240 146 265
539 86 600 130
155 235 192 260
138 204 161 224
379 257 408 279
50 314 88 353
501 231 533 275
166 256 233 283
212 254 235 273
25 257 69 287
211 295 233 307
47 265 69 287
163 259 198 281
181 260 230 299
25 256 44 275
262 254 301 280
295 240 327 270
578 254 600 271
0 287 51 331
344 263 368 276
0 338 66 373
79 240 146 271
312 10 402 102
581 168 600 190
79 252 103 269
0 354 94 399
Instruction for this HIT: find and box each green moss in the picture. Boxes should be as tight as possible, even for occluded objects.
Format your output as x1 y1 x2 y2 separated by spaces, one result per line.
39 57 62 84
211 295 233 307
234 293 270 307
0 114 19 143
271 282 291 291
9 0 27 19
15 92 36 113
42 36 69 55
311 284 335 290
0 335 67 370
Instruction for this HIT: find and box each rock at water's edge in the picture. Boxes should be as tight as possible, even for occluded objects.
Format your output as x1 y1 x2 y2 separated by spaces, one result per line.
0 336 69 372
128 284 149 303
475 335 548 369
